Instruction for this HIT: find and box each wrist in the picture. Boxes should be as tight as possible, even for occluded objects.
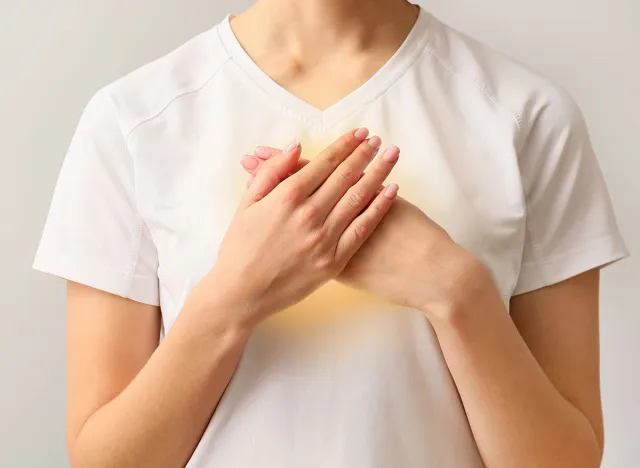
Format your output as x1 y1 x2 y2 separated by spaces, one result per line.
182 267 263 339
418 246 501 326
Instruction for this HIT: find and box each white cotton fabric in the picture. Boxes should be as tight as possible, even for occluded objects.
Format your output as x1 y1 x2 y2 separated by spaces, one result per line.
34 7 628 467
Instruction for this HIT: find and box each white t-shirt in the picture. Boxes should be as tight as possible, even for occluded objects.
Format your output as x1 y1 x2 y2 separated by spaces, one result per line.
34 7 628 467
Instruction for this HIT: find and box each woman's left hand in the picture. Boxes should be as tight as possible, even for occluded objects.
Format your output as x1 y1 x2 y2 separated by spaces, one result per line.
241 146 488 319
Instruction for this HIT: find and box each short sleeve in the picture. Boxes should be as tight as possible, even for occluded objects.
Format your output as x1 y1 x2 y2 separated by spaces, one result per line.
512 84 629 296
33 88 160 306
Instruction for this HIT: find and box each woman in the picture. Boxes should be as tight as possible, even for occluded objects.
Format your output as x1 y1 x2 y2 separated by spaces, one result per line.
34 0 628 467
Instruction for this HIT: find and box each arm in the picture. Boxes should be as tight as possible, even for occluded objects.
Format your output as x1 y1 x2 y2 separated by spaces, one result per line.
65 129 398 468
67 280 250 468
242 80 622 467
243 154 605 467
426 260 603 468
424 83 628 467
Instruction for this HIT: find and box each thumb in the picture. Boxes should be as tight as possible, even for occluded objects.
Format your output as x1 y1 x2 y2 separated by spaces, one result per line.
241 139 301 207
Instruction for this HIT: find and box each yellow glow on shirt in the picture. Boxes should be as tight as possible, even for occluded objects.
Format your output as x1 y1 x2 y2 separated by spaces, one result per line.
230 138 426 333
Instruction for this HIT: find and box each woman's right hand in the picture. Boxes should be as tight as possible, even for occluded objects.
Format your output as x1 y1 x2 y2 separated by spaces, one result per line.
205 128 399 329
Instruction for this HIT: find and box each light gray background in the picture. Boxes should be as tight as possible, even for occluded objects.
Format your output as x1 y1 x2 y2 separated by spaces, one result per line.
2 1 638 466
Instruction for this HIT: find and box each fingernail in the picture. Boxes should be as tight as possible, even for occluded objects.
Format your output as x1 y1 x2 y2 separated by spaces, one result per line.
254 146 273 158
367 136 382 151
240 154 259 170
282 138 299 154
354 127 369 142
384 183 399 199
382 146 400 163
246 174 255 187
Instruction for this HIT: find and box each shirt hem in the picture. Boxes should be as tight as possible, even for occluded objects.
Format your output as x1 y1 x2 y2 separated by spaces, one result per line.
511 233 630 296
32 253 160 306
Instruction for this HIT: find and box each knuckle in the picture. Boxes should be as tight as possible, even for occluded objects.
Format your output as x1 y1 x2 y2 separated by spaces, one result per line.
314 253 334 271
338 166 356 183
322 149 341 167
297 203 319 227
281 182 302 205
346 189 364 209
352 221 369 242
342 131 359 148
323 138 352 166
301 228 326 253
339 135 355 151
368 199 383 216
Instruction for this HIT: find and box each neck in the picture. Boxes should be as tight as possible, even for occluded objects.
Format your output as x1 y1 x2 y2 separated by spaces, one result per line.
235 0 418 62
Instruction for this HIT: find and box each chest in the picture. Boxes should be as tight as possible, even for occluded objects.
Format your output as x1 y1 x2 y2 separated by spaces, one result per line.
262 54 398 112
129 82 527 323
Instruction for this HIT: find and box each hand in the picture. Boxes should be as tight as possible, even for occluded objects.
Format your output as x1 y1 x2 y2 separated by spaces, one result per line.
205 129 400 330
241 145 484 320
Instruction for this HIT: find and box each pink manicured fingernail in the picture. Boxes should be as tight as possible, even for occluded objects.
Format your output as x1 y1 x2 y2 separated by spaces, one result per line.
354 127 369 142
384 183 399 199
382 146 400 162
282 138 299 154
240 154 259 170
367 135 382 151
246 174 255 187
254 146 273 158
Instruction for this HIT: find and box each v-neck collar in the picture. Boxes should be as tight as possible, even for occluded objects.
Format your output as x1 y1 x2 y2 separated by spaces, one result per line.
216 7 433 131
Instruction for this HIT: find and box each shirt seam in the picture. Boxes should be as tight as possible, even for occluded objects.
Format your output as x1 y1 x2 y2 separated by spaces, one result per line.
515 78 576 152
226 58 322 130
420 21 560 298
99 89 155 292
507 157 542 296
512 184 547 295
321 21 434 132
123 219 144 295
120 54 230 240
123 55 231 151
217 11 434 133
421 42 525 133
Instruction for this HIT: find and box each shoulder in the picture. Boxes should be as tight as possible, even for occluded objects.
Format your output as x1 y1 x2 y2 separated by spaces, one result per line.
424 14 583 137
88 22 230 137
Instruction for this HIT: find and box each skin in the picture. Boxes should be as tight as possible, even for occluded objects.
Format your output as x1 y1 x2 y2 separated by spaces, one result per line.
67 129 399 467
67 1 604 467
228 0 420 111
244 149 605 468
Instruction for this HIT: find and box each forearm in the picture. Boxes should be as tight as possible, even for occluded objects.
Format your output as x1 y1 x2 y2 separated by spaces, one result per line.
427 264 602 468
71 282 251 468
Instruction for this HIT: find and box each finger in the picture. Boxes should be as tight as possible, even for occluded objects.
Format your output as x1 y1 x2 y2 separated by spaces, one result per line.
240 154 261 171
253 146 280 160
325 146 400 234
242 154 310 176
246 159 310 189
288 127 370 198
335 183 399 261
241 140 301 207
310 136 382 219
244 157 310 190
